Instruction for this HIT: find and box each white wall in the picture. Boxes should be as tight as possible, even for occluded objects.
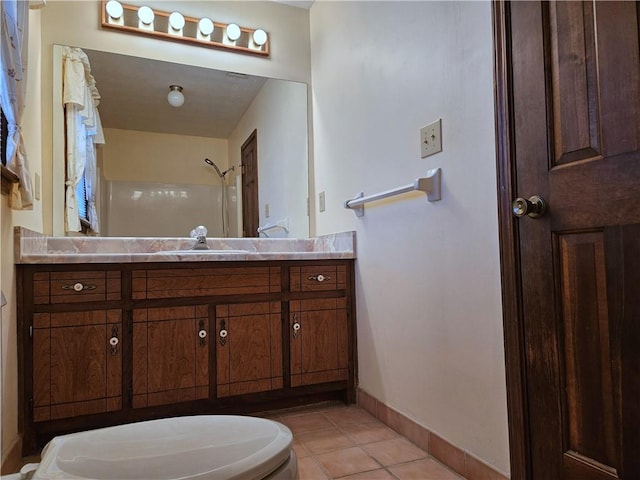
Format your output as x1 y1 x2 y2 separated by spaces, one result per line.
310 1 509 475
229 79 309 238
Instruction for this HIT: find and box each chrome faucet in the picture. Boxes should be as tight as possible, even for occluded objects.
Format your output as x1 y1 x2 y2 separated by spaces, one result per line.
189 226 209 250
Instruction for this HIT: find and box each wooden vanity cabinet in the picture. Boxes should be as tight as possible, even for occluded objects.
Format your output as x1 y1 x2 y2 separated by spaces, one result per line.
18 259 355 454
132 305 209 408
31 309 123 422
216 302 283 397
290 298 349 387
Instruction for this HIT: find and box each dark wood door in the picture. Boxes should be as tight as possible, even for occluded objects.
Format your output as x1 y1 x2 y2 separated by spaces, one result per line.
290 298 348 387
215 302 282 397
497 2 640 478
241 129 259 237
32 310 122 422
132 306 209 408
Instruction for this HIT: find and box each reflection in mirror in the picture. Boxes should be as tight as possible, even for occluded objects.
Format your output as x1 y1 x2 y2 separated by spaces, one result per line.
56 46 309 238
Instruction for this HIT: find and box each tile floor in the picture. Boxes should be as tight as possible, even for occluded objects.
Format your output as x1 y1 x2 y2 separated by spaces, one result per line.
11 403 465 479
265 403 465 480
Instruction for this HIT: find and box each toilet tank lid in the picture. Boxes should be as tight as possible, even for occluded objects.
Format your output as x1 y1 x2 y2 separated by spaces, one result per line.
34 415 293 480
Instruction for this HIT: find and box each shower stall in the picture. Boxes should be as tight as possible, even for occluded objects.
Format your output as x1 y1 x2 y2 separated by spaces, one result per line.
100 159 238 238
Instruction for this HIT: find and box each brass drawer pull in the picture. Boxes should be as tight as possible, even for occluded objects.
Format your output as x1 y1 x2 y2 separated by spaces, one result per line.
307 274 331 283
62 282 97 292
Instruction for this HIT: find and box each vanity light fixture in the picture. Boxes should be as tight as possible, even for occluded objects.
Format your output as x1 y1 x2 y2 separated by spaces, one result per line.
167 85 184 108
225 23 242 44
168 11 185 35
105 0 124 25
198 17 214 39
100 1 270 57
137 5 154 30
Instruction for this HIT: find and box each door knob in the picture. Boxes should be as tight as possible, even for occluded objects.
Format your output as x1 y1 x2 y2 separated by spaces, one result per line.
512 195 547 218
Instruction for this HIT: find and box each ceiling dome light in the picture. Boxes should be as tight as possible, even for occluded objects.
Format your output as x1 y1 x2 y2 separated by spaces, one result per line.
226 23 241 41
252 29 268 46
167 85 184 107
105 0 123 19
198 17 214 36
169 12 185 30
137 5 154 25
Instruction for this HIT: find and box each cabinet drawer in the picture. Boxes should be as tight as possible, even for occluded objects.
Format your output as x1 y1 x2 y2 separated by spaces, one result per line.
132 267 281 299
33 271 121 305
290 265 346 292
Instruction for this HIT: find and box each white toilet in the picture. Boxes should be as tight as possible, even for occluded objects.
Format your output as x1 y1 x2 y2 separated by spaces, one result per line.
11 415 297 480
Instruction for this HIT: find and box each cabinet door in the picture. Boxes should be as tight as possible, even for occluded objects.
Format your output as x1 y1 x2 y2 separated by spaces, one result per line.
290 298 348 387
132 306 209 408
32 310 122 422
216 302 283 397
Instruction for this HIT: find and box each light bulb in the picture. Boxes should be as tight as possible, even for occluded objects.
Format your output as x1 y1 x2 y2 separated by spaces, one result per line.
137 6 154 25
167 85 184 108
226 23 241 41
105 0 123 19
169 12 185 30
198 18 214 36
252 29 267 46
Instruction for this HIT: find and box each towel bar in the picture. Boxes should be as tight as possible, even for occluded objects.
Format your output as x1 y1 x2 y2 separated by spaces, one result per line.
344 168 441 217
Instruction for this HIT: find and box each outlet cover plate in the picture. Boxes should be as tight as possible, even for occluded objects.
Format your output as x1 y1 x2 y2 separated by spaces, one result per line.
420 119 442 158
319 191 326 212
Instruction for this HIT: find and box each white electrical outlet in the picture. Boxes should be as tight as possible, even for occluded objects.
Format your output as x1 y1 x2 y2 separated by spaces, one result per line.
319 191 326 212
265 203 270 218
420 119 442 158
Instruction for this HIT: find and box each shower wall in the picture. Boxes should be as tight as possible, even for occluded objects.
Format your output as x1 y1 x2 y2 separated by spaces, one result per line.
100 128 235 237
103 181 236 237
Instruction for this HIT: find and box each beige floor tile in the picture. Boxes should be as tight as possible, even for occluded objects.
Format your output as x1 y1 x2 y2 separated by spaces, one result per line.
340 422 400 445
315 446 382 478
338 468 397 479
297 427 356 455
298 456 331 480
363 437 427 467
324 406 377 426
293 438 312 459
388 458 463 480
278 402 345 418
279 412 334 434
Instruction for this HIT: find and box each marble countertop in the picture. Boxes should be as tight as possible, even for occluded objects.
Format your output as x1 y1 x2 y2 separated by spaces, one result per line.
14 228 356 264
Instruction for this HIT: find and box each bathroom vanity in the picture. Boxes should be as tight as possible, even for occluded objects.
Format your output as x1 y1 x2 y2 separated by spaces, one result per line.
15 228 357 454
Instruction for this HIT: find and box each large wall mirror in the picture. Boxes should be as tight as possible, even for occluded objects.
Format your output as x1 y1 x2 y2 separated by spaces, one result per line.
52 45 310 238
